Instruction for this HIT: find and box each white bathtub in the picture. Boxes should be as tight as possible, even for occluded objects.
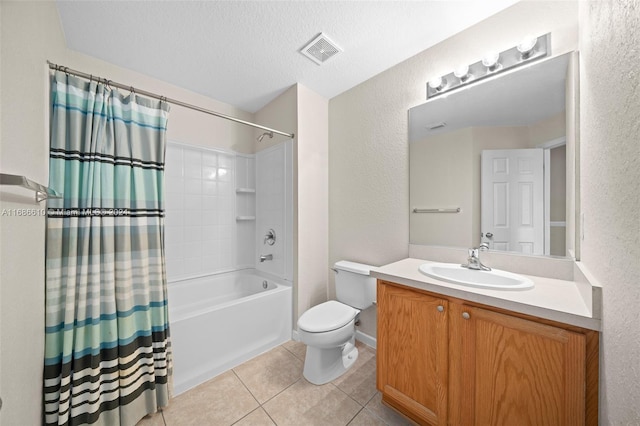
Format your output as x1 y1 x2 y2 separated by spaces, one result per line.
168 269 292 395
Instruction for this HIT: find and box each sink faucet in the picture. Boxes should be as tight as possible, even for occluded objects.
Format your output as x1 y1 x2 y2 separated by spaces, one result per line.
462 243 491 271
259 254 273 263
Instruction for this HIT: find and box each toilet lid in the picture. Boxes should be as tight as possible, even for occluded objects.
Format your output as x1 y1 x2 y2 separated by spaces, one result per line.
298 300 359 333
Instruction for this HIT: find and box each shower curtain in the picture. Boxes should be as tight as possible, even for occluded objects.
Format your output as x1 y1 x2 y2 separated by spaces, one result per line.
44 71 172 426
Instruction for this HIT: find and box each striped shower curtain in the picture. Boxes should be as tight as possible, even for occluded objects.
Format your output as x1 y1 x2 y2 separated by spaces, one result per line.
44 71 172 426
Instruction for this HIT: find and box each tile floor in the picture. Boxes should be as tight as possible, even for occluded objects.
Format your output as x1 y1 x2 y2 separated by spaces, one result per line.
137 340 413 426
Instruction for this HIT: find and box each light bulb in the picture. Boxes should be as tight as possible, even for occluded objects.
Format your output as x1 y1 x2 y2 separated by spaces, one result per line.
428 76 446 91
482 52 500 71
517 35 538 58
454 65 470 81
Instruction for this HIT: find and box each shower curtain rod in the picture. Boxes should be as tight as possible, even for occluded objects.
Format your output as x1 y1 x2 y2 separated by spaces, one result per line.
47 61 295 139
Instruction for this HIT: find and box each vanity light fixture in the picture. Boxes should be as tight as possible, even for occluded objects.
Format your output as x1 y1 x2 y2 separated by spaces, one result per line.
426 33 550 99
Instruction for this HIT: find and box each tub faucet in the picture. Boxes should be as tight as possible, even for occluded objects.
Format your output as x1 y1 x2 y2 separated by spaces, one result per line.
259 254 273 263
462 243 491 271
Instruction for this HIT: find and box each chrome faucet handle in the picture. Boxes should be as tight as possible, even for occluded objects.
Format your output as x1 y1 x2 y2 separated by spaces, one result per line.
264 229 276 246
463 244 491 271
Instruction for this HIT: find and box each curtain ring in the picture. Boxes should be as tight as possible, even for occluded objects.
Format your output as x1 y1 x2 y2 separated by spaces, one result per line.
130 86 136 95
89 74 93 83
63 67 69 76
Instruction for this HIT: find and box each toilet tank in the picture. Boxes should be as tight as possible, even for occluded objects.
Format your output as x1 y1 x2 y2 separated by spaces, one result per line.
334 260 377 310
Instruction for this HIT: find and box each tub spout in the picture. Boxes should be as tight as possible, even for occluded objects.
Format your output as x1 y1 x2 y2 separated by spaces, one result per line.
259 254 273 262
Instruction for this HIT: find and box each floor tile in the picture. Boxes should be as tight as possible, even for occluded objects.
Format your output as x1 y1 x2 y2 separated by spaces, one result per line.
233 346 303 404
332 342 377 405
282 339 306 361
364 392 414 426
347 408 388 426
136 411 165 426
263 379 361 426
159 341 381 426
233 407 276 426
162 370 258 426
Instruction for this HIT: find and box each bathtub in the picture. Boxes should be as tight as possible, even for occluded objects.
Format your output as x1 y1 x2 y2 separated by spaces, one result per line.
168 269 292 395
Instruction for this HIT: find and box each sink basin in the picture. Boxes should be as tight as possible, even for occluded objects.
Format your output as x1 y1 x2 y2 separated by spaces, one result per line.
418 262 534 290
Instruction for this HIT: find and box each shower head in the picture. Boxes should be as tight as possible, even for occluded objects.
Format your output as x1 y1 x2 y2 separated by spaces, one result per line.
257 131 273 142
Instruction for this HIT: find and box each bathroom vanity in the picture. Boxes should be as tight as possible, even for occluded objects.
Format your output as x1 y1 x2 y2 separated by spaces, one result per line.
372 258 599 426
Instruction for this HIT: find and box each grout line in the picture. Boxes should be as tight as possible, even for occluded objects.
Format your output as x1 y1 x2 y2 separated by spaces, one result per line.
231 369 262 407
281 342 305 362
345 407 365 425
363 390 378 407
331 381 368 409
262 405 279 426
260 376 302 406
161 410 168 426
230 406 262 425
231 363 303 425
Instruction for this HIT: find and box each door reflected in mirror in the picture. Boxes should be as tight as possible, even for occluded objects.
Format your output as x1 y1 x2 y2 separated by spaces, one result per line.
409 52 575 258
481 145 565 256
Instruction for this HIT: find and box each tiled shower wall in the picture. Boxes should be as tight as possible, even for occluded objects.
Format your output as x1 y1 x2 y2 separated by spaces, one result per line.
165 142 239 280
164 141 290 282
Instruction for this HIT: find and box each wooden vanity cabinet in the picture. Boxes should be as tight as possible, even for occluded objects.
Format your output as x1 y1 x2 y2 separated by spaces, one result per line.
377 282 449 425
377 280 599 426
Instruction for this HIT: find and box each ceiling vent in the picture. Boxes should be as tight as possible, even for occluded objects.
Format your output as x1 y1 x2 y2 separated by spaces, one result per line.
300 33 342 65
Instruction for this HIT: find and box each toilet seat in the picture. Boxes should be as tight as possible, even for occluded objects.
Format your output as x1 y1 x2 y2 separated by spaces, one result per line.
298 300 359 333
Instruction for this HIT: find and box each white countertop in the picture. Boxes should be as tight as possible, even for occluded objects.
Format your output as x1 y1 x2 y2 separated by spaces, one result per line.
371 258 601 331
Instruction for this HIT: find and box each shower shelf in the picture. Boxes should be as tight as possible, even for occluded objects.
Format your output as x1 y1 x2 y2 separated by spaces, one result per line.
236 188 256 194
236 216 256 221
0 173 62 202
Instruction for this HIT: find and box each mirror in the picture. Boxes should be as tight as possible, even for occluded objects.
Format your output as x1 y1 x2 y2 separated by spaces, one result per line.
409 52 575 258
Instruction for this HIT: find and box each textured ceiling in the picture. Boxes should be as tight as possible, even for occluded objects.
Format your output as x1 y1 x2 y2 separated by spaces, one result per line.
55 0 519 113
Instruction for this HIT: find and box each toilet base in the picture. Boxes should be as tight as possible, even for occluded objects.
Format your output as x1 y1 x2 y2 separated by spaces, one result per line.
303 337 359 385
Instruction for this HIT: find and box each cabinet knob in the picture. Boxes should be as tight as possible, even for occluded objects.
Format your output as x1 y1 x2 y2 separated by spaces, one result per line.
462 312 470 320
437 305 444 312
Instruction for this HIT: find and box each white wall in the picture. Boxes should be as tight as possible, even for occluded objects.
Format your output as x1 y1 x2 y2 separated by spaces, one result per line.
1 3 66 425
329 1 579 339
295 84 329 325
0 2 255 423
254 84 328 327
578 1 640 423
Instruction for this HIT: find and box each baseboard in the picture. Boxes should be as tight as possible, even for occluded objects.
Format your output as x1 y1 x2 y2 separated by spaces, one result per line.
291 329 299 341
355 330 377 350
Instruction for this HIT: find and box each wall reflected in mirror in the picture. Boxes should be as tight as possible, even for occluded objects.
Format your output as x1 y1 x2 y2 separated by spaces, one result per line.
409 52 574 258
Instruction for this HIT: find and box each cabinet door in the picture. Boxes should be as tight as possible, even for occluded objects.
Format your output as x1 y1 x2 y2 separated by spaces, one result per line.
457 305 586 426
377 282 449 425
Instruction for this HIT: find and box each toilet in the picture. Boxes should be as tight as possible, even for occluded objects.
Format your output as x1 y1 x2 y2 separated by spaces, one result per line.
297 260 376 385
